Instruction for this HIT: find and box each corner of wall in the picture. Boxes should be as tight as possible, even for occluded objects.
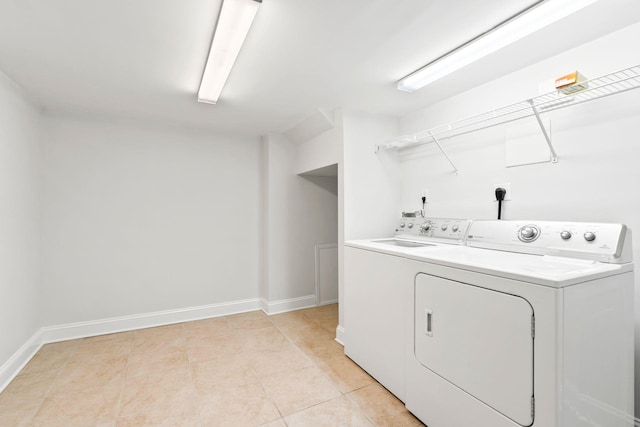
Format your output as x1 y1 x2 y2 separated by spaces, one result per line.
259 135 270 303
0 69 45 382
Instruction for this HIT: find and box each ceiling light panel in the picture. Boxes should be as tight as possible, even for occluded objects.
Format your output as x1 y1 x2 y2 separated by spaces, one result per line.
397 0 599 92
198 0 261 104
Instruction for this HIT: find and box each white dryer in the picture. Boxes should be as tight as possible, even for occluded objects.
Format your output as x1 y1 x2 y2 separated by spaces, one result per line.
405 220 634 427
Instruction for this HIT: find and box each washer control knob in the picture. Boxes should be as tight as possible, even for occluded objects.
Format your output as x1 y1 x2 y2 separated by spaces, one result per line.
584 231 596 242
407 223 414 229
518 225 540 242
560 230 572 240
399 222 406 228
420 222 431 232
452 225 459 232
441 225 448 231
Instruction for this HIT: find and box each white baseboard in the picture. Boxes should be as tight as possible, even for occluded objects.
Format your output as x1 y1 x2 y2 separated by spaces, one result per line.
260 294 316 315
1 295 323 393
39 298 261 344
335 325 345 346
0 333 42 394
0 297 260 394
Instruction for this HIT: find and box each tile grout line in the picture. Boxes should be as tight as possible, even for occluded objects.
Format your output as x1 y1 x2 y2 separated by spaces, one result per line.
184 323 205 427
191 317 227 427
27 339 83 425
246 315 287 425
292 306 377 426
264 309 346 424
250 365 286 425
343 388 378 427
111 336 135 426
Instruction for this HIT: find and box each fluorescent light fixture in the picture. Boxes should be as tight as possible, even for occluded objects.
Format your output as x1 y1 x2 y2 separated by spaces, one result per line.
198 0 261 104
397 0 598 92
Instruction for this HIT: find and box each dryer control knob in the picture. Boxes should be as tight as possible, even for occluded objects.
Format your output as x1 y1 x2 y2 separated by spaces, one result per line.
452 225 459 232
399 222 406 228
560 230 572 240
521 227 535 238
518 225 540 242
420 222 431 232
584 232 596 242
407 223 414 229
441 225 448 231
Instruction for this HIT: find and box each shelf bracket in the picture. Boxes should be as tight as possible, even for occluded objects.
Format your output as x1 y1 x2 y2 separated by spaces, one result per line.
428 130 459 174
528 99 559 163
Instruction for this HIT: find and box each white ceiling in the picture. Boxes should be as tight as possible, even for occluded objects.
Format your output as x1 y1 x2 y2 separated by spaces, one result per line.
1 0 639 136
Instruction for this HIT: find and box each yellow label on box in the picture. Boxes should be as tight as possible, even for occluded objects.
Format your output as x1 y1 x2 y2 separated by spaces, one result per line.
555 71 588 94
555 72 579 89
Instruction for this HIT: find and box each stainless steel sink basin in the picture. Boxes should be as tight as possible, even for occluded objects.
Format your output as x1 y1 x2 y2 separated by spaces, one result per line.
374 239 435 248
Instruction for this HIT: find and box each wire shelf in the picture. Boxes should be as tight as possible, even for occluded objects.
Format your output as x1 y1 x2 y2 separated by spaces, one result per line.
376 65 640 153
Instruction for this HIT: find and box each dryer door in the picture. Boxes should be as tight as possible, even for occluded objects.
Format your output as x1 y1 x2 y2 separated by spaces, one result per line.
415 273 534 426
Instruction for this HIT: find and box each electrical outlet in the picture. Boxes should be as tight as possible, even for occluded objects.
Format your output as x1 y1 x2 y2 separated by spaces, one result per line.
494 183 512 201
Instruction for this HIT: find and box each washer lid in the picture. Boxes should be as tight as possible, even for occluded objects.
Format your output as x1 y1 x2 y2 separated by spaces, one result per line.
406 246 630 287
345 238 440 257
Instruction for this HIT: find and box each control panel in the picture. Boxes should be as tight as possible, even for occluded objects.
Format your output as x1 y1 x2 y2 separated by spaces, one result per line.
396 217 471 244
467 220 632 263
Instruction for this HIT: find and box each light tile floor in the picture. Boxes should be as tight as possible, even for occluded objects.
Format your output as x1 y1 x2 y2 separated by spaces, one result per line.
0 304 423 427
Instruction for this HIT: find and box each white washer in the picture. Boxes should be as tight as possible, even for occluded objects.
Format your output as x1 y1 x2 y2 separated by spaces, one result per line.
351 214 471 251
344 216 471 401
405 220 634 427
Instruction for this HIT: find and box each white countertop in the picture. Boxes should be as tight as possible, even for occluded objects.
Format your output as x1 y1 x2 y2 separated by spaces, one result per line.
346 239 632 287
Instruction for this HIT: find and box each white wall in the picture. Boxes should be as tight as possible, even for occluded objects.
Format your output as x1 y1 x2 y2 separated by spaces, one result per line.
262 133 338 308
341 110 400 331
0 72 42 367
40 115 261 325
397 22 640 416
295 111 342 175
296 110 344 331
343 110 401 240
